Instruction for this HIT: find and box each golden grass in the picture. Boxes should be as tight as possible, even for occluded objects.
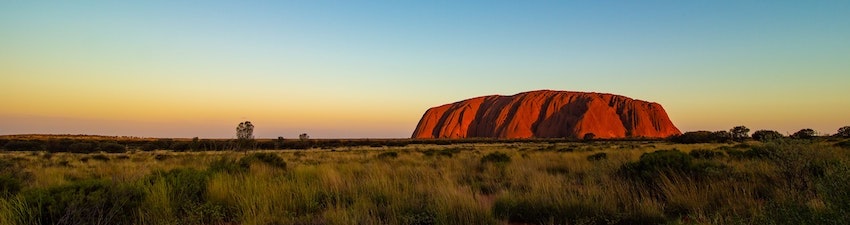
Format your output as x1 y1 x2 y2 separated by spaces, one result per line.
1 140 849 224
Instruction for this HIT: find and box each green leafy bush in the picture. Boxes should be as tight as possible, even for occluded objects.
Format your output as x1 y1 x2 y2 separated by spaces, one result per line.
20 179 145 225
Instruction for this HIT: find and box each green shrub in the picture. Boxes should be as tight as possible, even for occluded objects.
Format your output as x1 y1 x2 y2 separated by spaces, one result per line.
689 149 724 159
668 131 731 143
91 154 110 161
624 150 693 172
492 195 647 225
2 141 43 151
744 146 776 159
753 130 784 142
141 143 158 151
481 152 511 164
239 152 287 169
620 149 728 182
146 168 234 224
154 154 168 161
20 179 145 225
0 175 22 198
100 142 127 153
586 152 607 161
377 151 399 159
69 142 96 153
46 138 74 152
208 158 249 174
150 169 209 206
836 140 850 149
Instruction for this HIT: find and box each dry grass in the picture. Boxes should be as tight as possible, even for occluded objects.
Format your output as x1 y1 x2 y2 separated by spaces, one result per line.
1 140 849 225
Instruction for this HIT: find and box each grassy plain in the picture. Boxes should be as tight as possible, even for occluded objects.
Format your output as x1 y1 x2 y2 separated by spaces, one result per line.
1 139 849 225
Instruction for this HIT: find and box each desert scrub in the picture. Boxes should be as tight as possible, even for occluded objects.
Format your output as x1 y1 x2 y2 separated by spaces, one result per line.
689 149 724 159
240 152 287 170
143 168 235 225
1 141 849 224
377 151 399 159
481 152 511 164
17 179 145 225
620 149 729 183
587 152 607 161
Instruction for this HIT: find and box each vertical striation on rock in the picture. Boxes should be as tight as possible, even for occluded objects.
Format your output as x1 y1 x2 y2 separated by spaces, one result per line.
411 90 681 139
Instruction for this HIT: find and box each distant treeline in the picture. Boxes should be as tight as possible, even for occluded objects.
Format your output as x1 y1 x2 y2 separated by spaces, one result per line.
0 137 658 153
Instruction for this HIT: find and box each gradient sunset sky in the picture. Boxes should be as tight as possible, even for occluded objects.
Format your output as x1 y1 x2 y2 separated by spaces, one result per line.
2 1 849 138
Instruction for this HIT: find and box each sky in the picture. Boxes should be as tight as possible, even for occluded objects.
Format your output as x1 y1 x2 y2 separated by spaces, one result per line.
1 1 849 138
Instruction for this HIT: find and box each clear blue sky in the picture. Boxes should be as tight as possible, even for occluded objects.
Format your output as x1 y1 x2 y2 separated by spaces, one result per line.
1 1 849 138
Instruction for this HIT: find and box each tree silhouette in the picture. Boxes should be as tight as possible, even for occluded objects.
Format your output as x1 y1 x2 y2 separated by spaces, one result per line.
237 121 254 140
730 126 750 142
236 121 254 150
837 126 850 138
791 128 816 139
752 130 783 142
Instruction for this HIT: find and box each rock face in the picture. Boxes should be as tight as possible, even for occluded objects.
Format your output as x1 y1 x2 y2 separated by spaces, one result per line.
411 90 680 139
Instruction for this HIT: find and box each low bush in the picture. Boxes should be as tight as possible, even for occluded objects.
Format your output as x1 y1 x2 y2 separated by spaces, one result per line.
69 142 97 153
493 194 661 225
481 152 511 164
2 141 43 151
208 158 249 174
146 168 234 224
587 152 607 161
836 140 850 149
752 130 784 142
668 131 731 144
377 151 399 159
20 179 145 225
91 154 110 161
689 149 724 159
141 143 159 151
46 138 74 152
154 154 169 161
239 152 287 169
100 142 127 153
0 175 22 198
421 147 463 157
620 149 728 182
